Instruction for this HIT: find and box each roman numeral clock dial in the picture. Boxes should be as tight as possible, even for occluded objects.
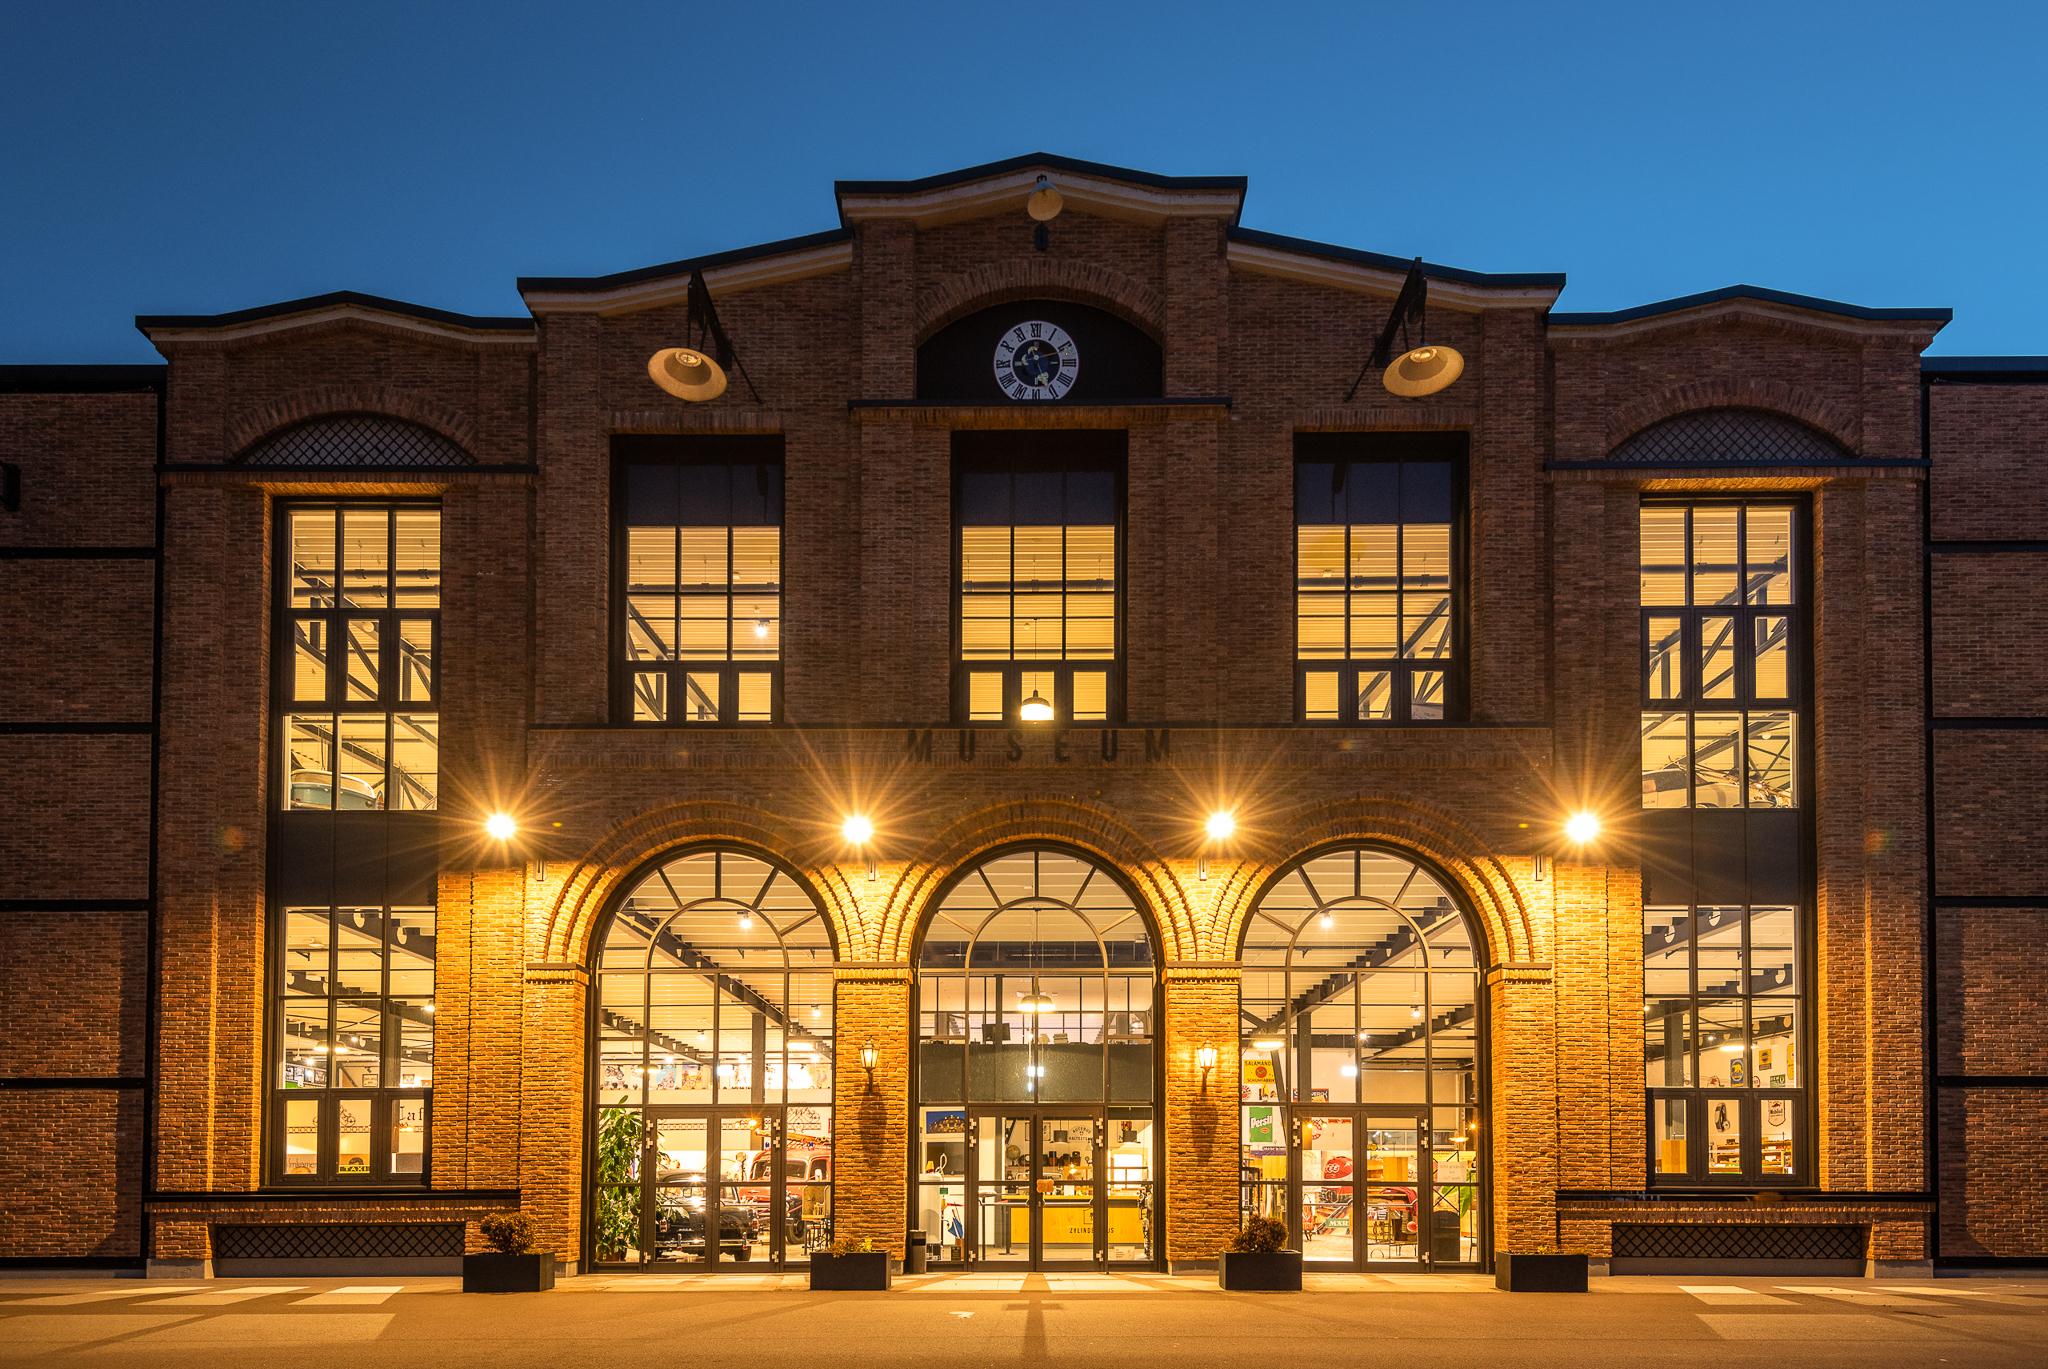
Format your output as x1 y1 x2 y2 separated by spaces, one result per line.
993 321 1079 401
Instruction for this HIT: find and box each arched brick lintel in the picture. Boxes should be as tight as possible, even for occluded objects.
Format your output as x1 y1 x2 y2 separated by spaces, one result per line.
1605 382 1859 456
915 260 1166 344
874 799 1197 964
227 385 479 458
1202 798 1537 967
540 802 868 968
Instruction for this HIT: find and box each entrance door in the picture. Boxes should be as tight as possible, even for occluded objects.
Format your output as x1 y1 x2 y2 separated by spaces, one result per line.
967 1111 1132 1268
645 1108 782 1267
1291 1110 1436 1268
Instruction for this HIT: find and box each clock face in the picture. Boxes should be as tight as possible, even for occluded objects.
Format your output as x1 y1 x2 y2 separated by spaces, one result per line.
993 321 1079 400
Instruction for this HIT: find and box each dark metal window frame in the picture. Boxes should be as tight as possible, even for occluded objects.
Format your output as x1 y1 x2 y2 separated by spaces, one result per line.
609 438 787 727
1292 435 1469 724
949 434 1127 727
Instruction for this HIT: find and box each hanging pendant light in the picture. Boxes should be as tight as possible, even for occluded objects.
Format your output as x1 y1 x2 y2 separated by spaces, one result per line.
1017 989 1056 1015
1019 689 1054 722
648 346 728 402
1382 344 1465 398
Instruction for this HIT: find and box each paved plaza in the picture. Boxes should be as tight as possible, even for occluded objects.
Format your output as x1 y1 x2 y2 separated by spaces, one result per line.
1 1273 2043 1368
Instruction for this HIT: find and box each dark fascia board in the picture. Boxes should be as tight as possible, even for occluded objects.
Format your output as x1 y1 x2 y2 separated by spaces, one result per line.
0 363 165 394
1548 284 1952 328
835 152 1249 224
516 228 853 294
1227 226 1567 290
1923 355 2048 381
135 290 532 335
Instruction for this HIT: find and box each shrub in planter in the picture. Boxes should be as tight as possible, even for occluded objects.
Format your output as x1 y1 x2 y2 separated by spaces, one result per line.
809 1235 891 1291
1219 1216 1303 1292
463 1212 556 1293
1493 1249 1588 1293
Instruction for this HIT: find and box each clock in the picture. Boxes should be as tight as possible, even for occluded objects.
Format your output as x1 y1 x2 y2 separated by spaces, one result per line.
993 321 1079 400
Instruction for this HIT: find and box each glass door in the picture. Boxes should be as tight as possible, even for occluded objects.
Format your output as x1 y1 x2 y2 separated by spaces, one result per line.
1037 1116 1097 1266
644 1108 789 1267
972 1112 1035 1266
1363 1114 1426 1267
1294 1113 1357 1263
648 1113 711 1265
968 1110 1112 1268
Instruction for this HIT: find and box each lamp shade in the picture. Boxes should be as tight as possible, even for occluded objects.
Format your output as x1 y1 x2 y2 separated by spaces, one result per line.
648 346 729 402
1019 690 1054 722
1026 175 1064 223
1382 344 1464 398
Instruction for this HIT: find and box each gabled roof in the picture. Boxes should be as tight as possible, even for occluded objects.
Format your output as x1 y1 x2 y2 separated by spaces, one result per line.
137 290 533 346
835 152 1248 227
1548 284 1951 330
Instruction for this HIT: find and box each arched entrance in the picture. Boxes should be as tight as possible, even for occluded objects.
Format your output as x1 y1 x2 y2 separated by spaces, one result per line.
913 845 1159 1269
1239 845 1486 1269
587 846 835 1270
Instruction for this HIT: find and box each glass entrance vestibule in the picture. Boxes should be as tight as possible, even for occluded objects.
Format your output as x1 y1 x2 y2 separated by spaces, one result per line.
916 846 1159 1270
1240 846 1485 1269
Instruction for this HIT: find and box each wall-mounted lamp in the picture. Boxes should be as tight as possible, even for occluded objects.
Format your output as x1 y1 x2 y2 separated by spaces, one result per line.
859 1039 879 1088
1564 810 1601 846
1532 854 1551 883
484 811 517 842
1199 809 1235 882
843 813 878 881
1196 1044 1218 1074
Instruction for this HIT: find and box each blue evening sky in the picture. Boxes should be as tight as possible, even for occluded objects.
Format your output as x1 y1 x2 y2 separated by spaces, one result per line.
4 2 2042 362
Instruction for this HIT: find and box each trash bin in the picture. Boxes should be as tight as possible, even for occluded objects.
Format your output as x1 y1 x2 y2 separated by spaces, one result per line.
1430 1210 1463 1264
905 1228 928 1274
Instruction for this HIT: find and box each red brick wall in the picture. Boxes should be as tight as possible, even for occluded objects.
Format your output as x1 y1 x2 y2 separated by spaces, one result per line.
0 560 156 723
1938 1089 2048 1258
1933 555 2048 716
0 391 157 546
1929 384 2048 541
1935 908 2048 1076
0 908 147 1077
0 1091 144 1259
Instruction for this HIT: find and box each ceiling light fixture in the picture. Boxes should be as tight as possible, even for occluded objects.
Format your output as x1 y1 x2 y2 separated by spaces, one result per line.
1019 689 1055 723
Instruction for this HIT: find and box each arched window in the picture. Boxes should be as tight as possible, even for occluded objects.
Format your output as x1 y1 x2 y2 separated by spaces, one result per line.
915 846 1157 1268
1240 846 1483 1269
591 847 834 1270
238 414 474 468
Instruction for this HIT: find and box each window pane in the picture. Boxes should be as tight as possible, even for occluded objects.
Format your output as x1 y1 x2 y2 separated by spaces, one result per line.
334 1005 383 1088
391 714 437 811
632 670 669 723
968 671 1004 722
336 1098 375 1177
340 508 390 608
291 509 337 608
398 620 434 702
1072 671 1108 722
1297 592 1346 658
337 715 387 810
1698 616 1737 701
1745 507 1793 605
1639 507 1688 606
1402 593 1451 658
1752 1000 1799 1088
1690 507 1740 607
1411 669 1446 721
1645 615 1682 701
1746 711 1796 808
628 595 677 661
1350 592 1398 655
677 594 729 658
1652 1097 1689 1175
627 525 675 588
292 618 330 704
1019 670 1054 718
1704 1096 1743 1174
678 527 730 587
1749 907 1798 998
682 672 720 723
283 1001 331 1086
735 672 774 722
733 599 778 658
1753 616 1790 700
344 618 382 702
1758 1096 1796 1176
393 508 441 608
1303 670 1339 721
1692 713 1743 808
1358 670 1394 721
282 1097 322 1177
1640 712 1689 808
1645 1000 1693 1086
1642 906 1690 997
391 1095 429 1174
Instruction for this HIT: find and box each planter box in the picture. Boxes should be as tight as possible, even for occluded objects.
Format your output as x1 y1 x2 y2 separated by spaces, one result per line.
1219 1249 1304 1291
809 1251 892 1290
1493 1252 1588 1292
462 1252 556 1293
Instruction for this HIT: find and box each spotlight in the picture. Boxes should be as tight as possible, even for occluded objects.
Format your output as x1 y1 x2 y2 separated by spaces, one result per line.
1206 810 1236 841
484 812 517 842
1564 810 1601 845
842 814 874 845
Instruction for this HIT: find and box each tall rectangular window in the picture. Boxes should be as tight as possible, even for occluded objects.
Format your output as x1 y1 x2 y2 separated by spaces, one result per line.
615 437 783 724
955 432 1121 724
280 504 439 810
1295 434 1462 722
274 903 435 1184
1639 502 1798 809
1638 497 1805 1184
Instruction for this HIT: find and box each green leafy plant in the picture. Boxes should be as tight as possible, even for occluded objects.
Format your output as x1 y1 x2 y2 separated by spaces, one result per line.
1227 1215 1289 1255
829 1234 875 1257
479 1211 535 1256
594 1100 645 1261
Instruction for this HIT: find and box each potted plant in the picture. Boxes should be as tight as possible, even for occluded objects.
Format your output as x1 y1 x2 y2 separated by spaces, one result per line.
1494 1243 1587 1292
809 1234 891 1291
463 1212 556 1293
1219 1215 1303 1291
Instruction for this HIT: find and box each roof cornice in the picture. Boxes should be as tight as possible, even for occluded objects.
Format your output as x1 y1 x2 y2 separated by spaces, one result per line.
836 153 1246 229
1226 230 1564 312
1547 285 1950 341
136 291 533 348
518 231 853 315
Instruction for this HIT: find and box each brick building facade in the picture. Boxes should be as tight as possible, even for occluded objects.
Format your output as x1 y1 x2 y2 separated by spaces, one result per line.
1 155 2042 1277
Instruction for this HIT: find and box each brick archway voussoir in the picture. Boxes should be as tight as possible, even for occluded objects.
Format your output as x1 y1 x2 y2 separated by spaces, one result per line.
1604 380 1859 455
916 261 1166 343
